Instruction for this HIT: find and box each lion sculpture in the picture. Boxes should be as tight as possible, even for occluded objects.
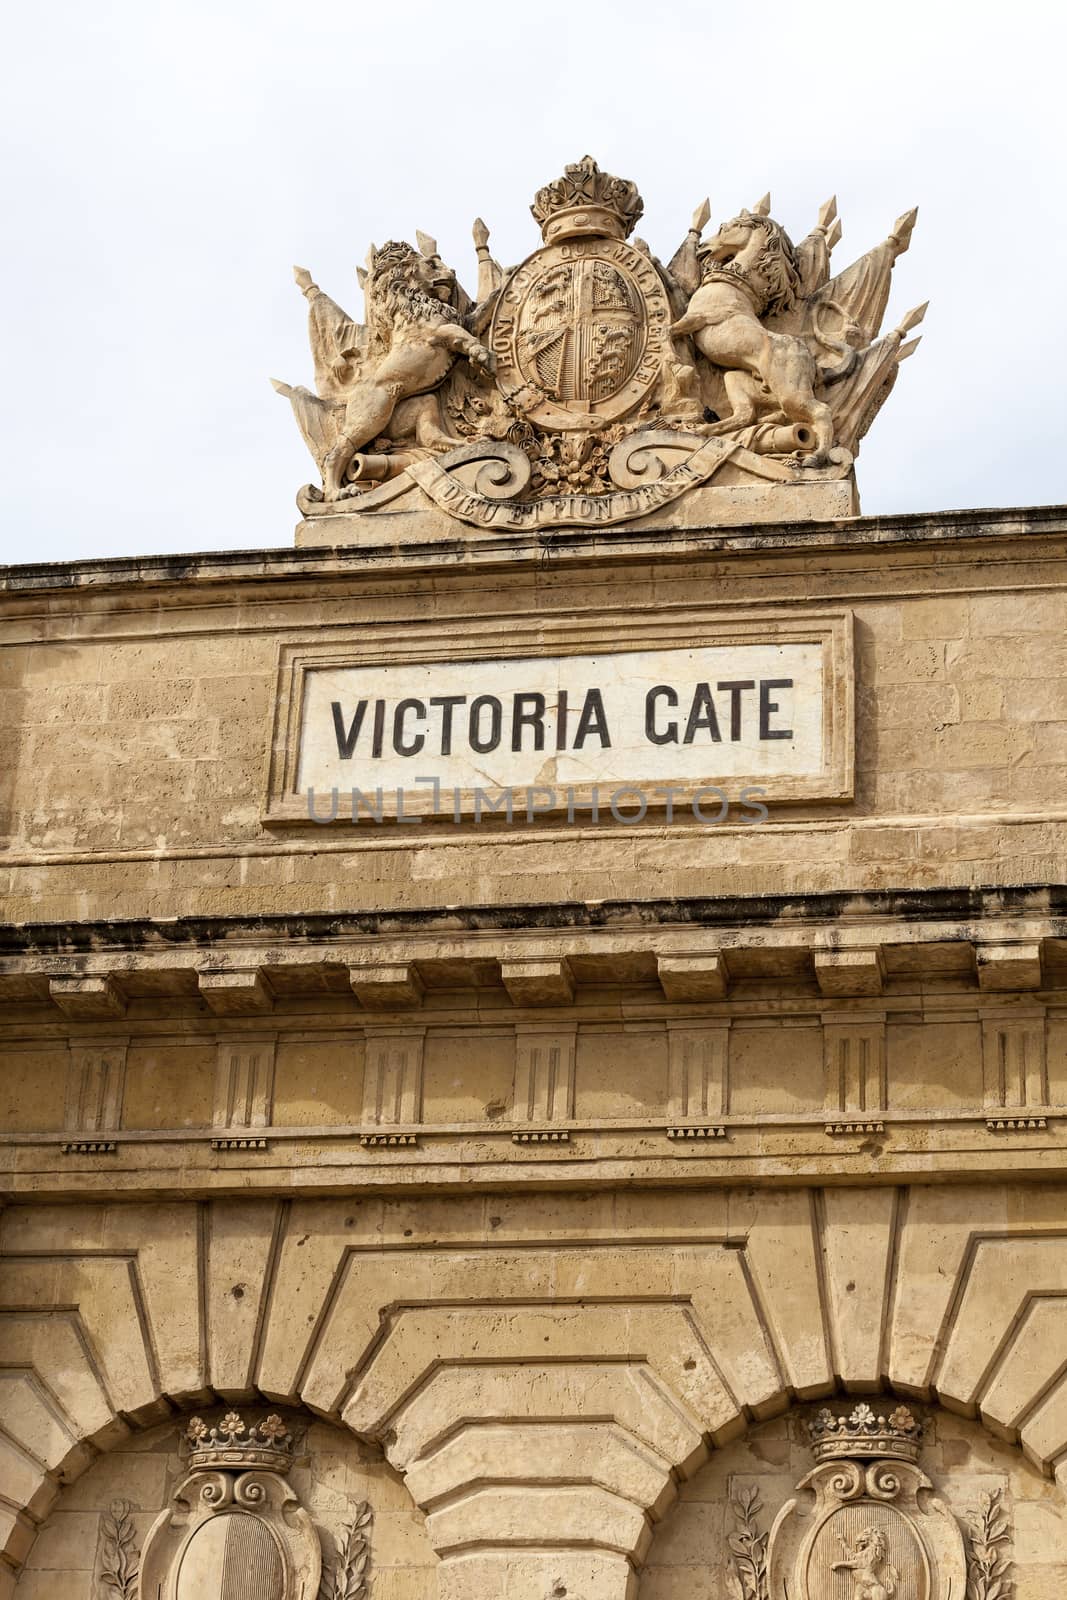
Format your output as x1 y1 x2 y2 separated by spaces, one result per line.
274 240 496 501
830 1526 900 1600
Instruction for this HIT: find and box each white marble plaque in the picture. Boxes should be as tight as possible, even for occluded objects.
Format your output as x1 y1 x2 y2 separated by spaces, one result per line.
297 645 819 794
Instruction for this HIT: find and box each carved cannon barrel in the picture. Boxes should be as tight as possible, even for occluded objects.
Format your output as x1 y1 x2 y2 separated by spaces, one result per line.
347 453 413 484
749 424 816 456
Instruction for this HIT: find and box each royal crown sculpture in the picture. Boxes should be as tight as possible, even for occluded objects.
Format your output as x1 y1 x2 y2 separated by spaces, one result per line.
183 1411 295 1475
806 1401 925 1462
274 156 925 539
141 1412 321 1595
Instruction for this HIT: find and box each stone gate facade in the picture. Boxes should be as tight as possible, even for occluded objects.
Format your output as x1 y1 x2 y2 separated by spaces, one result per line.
2 156 1066 1600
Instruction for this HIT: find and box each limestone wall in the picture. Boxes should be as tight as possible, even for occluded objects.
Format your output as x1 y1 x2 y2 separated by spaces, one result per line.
0 510 1065 923
2 508 1066 1595
2 994 1066 1192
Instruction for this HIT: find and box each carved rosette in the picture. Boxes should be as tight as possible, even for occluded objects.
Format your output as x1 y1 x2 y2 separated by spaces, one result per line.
766 1408 968 1600
140 1415 322 1600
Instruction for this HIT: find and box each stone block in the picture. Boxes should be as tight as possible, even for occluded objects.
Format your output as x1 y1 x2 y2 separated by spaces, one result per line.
977 942 1043 992
657 954 728 1001
350 963 425 1009
48 976 126 1020
198 969 274 1014
814 949 885 997
500 959 575 1007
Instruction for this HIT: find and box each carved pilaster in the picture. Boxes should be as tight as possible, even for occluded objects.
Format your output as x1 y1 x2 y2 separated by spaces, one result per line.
65 1040 128 1132
513 1024 576 1122
823 1014 886 1115
981 1009 1047 1109
213 1036 277 1128
667 1021 730 1123
361 1027 425 1125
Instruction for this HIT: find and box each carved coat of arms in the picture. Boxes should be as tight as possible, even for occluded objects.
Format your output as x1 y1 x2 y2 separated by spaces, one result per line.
727 1405 982 1600
274 156 925 534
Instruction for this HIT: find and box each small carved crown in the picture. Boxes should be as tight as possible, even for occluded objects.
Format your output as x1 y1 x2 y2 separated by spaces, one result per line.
369 239 417 273
183 1411 295 1475
806 1403 924 1463
531 155 644 244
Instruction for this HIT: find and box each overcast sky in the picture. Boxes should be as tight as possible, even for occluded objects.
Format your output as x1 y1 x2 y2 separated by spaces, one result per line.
1 0 1064 565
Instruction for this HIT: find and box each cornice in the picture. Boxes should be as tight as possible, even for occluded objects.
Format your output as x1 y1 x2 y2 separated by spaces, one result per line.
2 881 1066 954
0 503 1065 605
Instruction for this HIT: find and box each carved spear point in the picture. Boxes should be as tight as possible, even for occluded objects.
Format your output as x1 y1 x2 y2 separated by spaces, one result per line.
472 217 491 250
818 195 838 228
753 192 771 216
898 336 922 361
416 230 438 258
897 301 929 336
292 265 314 293
889 207 919 252
825 217 843 251
691 197 711 234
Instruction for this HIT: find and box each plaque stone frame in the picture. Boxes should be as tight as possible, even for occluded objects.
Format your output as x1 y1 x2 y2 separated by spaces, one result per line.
262 607 854 825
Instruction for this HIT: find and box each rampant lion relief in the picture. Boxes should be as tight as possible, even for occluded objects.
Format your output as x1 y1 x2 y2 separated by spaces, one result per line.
274 157 925 537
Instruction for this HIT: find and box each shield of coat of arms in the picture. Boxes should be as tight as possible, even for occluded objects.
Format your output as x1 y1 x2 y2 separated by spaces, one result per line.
492 235 672 429
808 1502 928 1600
175 1513 286 1599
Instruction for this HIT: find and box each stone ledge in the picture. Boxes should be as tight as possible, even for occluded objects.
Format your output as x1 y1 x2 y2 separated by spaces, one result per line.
3 898 1064 1012
3 883 1064 951
1 503 1065 599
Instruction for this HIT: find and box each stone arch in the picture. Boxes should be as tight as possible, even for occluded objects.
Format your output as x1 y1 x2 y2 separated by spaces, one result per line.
7 1404 436 1600
3 1183 1067 1596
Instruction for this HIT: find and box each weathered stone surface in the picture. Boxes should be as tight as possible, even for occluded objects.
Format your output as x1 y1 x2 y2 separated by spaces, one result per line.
2 216 1066 1591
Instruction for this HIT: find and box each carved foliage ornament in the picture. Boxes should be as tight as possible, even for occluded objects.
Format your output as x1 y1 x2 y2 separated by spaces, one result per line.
965 1488 1014 1600
98 1498 139 1598
727 1405 1002 1600
140 1413 321 1600
275 157 925 530
319 1504 373 1600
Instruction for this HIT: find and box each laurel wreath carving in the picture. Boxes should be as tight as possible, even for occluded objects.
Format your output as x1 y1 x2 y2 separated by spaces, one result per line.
98 1498 140 1598
319 1502 373 1600
728 1483 769 1600
966 1486 1014 1600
